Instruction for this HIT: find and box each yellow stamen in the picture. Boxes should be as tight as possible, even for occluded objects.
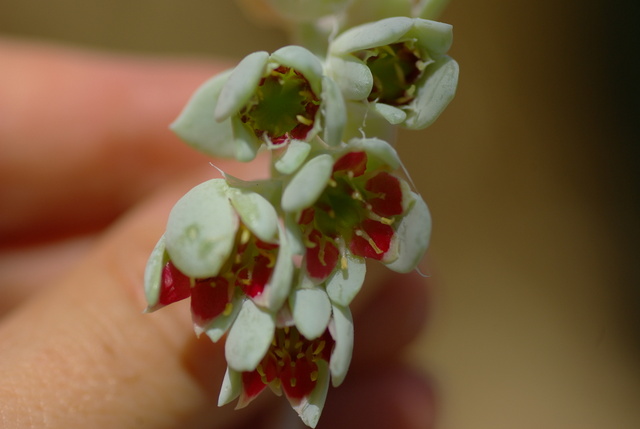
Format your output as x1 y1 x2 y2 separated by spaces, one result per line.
222 302 233 316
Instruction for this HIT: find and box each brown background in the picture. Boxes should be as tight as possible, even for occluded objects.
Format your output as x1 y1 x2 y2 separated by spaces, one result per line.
2 1 639 428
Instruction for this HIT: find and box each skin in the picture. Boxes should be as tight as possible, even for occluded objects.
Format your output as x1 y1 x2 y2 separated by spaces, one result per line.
0 39 434 429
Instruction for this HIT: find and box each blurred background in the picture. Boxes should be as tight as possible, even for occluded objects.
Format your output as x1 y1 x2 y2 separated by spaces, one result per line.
1 0 638 428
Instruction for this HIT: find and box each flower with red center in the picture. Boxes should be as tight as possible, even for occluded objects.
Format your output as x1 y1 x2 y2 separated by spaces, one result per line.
144 179 294 341
281 137 431 306
219 292 353 429
171 45 346 167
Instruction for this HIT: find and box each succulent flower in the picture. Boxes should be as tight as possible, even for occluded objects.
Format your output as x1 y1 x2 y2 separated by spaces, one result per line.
218 294 353 428
281 137 431 304
171 46 344 164
327 16 459 129
143 179 294 340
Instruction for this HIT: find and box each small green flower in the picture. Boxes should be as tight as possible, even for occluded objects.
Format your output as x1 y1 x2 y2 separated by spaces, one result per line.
171 46 344 164
327 16 459 129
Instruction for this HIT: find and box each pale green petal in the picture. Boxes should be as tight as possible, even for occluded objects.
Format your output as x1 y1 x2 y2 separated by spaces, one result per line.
328 304 353 387
170 70 238 159
270 45 324 96
274 140 311 174
321 77 346 146
225 299 275 372
281 154 334 213
227 188 278 244
291 360 330 428
372 103 407 125
409 18 453 56
290 287 332 340
404 56 458 130
143 235 167 311
214 51 269 121
325 55 372 101
330 17 414 54
204 292 244 342
252 225 295 311
165 179 239 278
218 367 242 407
346 137 401 170
325 252 366 307
284 213 307 255
230 116 260 162
385 191 431 272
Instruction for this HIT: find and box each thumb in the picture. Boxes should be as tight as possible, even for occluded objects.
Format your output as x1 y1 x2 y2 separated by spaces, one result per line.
0 177 265 429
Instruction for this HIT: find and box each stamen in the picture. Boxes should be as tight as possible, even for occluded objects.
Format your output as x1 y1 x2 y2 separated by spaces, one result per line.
314 341 326 356
222 302 234 316
296 115 313 126
290 378 297 387
356 229 384 254
310 371 318 382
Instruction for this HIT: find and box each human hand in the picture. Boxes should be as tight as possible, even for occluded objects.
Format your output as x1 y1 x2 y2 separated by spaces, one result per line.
0 39 434 429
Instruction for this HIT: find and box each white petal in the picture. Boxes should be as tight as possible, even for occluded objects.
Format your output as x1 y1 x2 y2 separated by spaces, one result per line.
283 213 306 256
346 137 401 170
291 359 330 428
372 103 407 125
321 77 346 146
218 367 242 406
143 235 167 311
410 18 453 56
330 17 414 54
325 252 366 307
165 179 239 278
227 188 278 243
385 191 431 272
170 70 238 159
325 55 372 101
274 140 311 174
281 154 334 213
328 304 353 387
225 299 275 372
204 292 244 342
214 51 269 121
230 116 260 162
270 45 324 96
404 56 459 129
252 224 295 311
290 287 332 341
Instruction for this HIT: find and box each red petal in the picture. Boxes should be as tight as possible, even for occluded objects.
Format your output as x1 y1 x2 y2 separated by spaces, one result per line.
190 277 231 326
365 172 403 217
349 219 394 260
237 254 273 298
159 262 191 306
304 230 339 281
280 356 318 400
241 369 269 400
332 151 367 177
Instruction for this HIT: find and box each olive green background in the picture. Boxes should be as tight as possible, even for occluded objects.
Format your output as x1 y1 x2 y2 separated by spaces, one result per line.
2 1 639 428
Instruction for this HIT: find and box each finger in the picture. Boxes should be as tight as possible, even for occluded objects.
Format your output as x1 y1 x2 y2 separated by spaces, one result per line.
0 234 96 317
0 174 267 429
351 269 430 364
318 365 436 429
0 38 229 243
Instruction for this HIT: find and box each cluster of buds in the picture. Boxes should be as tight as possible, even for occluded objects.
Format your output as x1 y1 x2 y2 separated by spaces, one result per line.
144 1 458 427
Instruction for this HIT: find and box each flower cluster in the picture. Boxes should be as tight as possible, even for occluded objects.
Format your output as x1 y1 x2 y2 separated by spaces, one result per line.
144 1 458 427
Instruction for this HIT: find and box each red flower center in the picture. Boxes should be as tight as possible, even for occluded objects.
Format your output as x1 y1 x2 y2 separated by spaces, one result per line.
242 327 334 401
